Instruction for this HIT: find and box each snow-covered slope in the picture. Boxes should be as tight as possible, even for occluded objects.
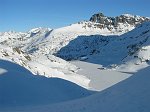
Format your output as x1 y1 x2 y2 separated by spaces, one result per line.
22 13 150 55
0 27 51 49
0 45 90 89
0 60 94 108
2 62 150 112
57 22 150 71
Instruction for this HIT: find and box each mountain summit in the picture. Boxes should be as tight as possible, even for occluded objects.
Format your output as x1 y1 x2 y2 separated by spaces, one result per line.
90 12 150 26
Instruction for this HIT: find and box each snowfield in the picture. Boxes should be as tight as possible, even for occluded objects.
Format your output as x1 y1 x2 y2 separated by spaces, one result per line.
0 60 95 108
0 13 150 112
1 61 150 112
0 45 90 89
71 61 132 91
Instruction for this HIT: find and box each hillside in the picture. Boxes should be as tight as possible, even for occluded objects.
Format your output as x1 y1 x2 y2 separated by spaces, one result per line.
57 22 150 70
0 60 94 108
0 45 90 89
24 13 150 55
0 13 150 112
1 13 149 56
1 61 150 112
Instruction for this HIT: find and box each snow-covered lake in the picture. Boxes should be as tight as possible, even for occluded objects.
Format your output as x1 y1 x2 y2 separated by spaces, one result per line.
71 61 132 91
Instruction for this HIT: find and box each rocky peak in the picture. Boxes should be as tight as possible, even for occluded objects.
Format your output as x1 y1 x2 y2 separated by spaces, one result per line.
90 13 150 27
90 13 106 23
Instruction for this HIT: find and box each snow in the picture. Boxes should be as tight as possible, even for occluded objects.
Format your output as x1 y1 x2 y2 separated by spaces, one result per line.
56 22 150 70
0 68 7 75
0 60 95 109
1 62 150 112
28 27 51 34
122 14 135 17
0 14 150 112
71 61 131 91
0 45 90 89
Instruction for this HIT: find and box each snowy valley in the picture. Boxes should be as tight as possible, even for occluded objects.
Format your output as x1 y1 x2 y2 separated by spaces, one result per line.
0 13 150 112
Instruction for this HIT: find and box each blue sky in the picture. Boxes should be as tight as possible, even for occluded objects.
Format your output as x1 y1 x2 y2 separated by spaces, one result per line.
0 0 150 32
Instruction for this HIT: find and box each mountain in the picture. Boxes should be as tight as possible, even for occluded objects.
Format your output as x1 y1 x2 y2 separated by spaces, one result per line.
22 13 150 55
0 28 91 89
90 13 150 31
0 13 150 88
0 13 149 85
0 27 51 49
0 45 90 89
0 13 150 112
1 13 149 56
56 22 150 69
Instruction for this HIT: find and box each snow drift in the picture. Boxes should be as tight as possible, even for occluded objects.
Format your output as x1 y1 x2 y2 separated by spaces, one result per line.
0 60 95 108
3 63 149 112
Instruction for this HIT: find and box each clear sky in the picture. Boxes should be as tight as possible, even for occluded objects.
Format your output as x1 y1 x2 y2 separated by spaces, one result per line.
0 0 150 32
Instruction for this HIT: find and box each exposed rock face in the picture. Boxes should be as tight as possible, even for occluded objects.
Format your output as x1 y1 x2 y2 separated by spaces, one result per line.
90 13 150 28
